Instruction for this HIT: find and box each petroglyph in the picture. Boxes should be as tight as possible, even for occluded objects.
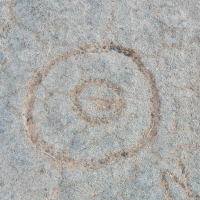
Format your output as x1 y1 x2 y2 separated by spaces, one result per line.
23 42 160 170
161 169 199 200
71 78 125 124
1 0 200 199
161 145 200 200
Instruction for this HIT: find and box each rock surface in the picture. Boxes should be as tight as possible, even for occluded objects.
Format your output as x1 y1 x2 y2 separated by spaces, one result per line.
0 0 200 199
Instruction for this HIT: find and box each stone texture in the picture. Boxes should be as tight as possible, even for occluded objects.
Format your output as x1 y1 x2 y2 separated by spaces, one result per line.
0 0 200 199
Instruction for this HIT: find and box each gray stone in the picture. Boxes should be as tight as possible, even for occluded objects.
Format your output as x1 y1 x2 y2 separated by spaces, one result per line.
0 0 200 199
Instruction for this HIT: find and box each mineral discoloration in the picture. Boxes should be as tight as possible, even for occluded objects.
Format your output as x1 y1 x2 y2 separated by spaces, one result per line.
23 42 160 170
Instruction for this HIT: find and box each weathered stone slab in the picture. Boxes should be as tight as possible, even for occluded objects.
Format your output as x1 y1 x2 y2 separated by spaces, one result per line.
0 0 200 199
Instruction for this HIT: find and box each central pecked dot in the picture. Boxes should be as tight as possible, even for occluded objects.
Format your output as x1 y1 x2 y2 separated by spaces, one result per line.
71 78 125 124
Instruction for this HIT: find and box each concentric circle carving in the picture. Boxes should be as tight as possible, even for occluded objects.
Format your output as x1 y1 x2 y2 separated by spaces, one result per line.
23 43 160 170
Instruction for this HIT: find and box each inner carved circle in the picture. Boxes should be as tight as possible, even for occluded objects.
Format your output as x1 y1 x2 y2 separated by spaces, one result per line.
71 78 125 124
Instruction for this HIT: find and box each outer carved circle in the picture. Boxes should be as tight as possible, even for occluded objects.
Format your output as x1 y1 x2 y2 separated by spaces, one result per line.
23 43 160 170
